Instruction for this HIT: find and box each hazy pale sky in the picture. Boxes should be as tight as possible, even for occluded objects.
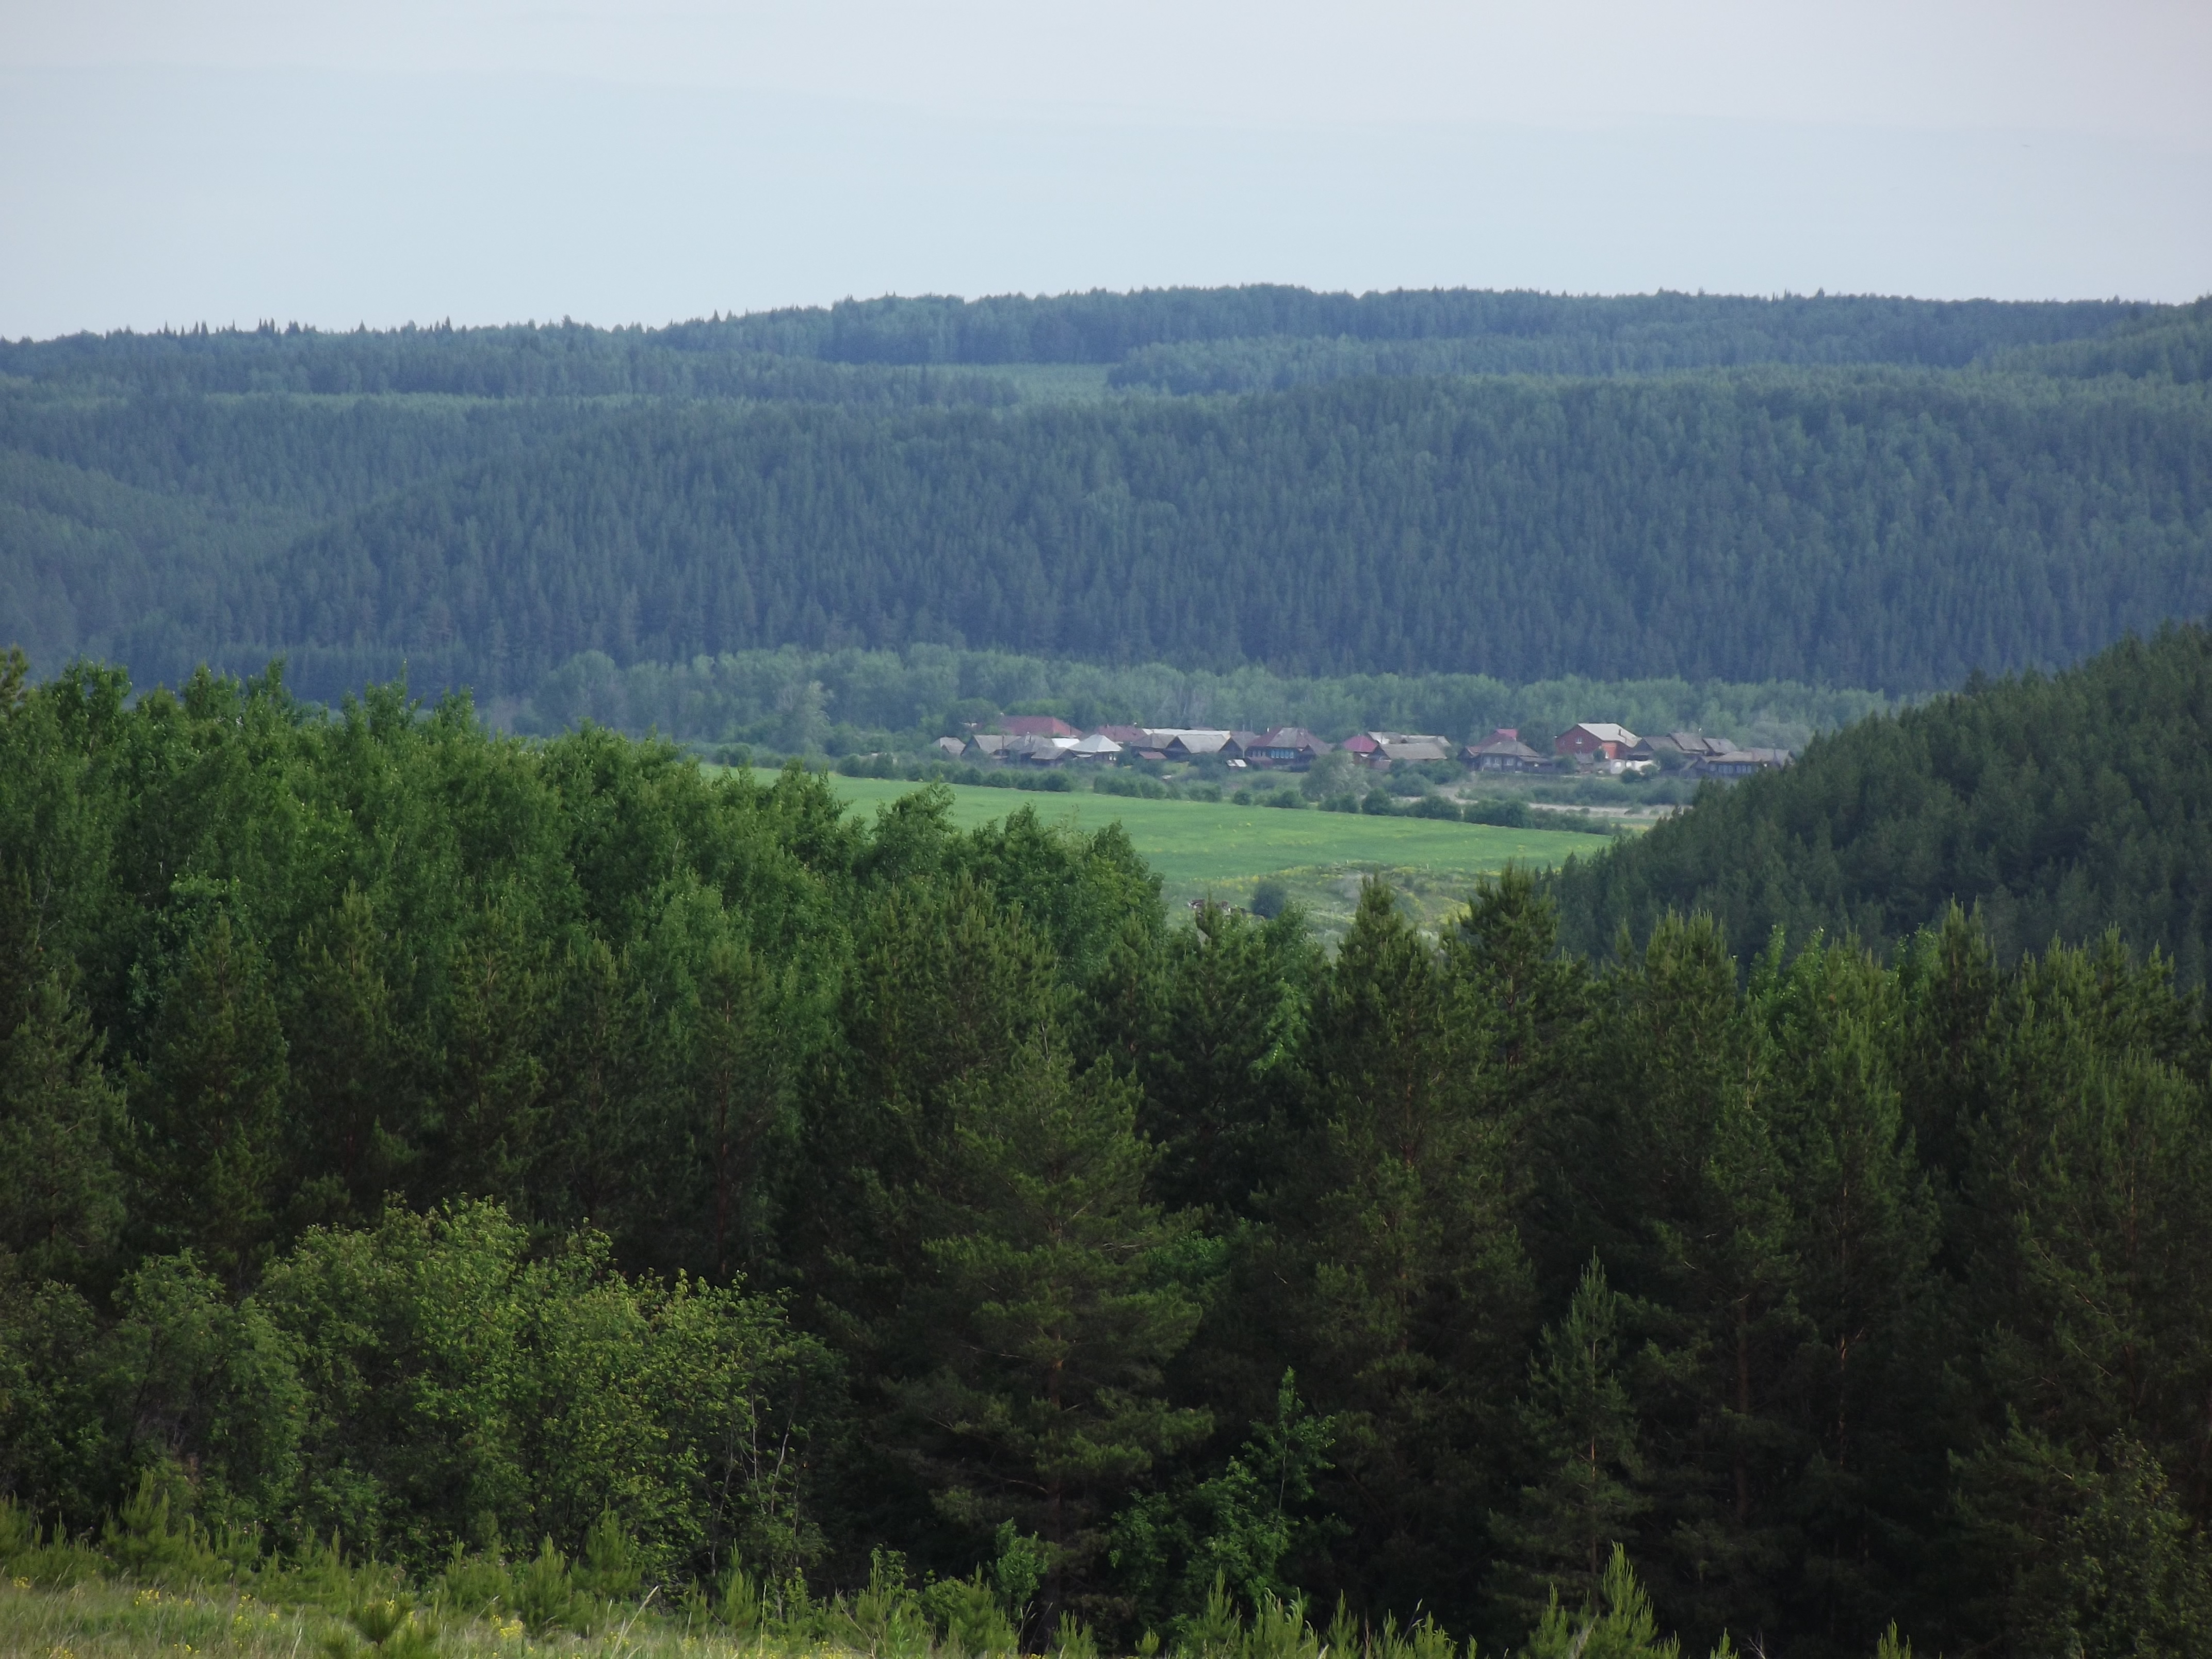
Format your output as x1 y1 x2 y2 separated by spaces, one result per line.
4 0 2207 336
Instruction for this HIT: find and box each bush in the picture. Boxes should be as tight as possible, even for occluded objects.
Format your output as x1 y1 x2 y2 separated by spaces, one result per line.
1300 752 1359 800
573 1511 645 1603
1095 772 1169 800
0 1499 104 1587
432 1546 513 1615
101 1472 238 1588
1465 798 1530 827
1405 795 1462 820
923 1573 1019 1655
1250 880 1291 920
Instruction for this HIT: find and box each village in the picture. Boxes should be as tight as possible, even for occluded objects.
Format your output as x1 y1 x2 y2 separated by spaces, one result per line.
934 717 1794 779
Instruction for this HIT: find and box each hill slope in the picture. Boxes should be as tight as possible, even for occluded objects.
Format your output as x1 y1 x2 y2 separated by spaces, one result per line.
4 287 2209 705
1544 625 2212 979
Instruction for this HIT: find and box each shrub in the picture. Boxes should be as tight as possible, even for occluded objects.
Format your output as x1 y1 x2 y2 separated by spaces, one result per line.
1465 798 1530 827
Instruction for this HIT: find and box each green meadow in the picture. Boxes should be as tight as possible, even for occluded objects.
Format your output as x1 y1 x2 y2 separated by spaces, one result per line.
765 771 1612 937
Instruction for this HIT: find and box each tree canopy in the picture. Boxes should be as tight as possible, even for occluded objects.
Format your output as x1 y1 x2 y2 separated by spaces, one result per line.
6 646 2212 1657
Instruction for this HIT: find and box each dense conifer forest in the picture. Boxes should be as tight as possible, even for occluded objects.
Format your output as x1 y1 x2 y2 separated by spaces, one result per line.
4 289 2208 711
6 645 2212 1657
1546 624 2212 981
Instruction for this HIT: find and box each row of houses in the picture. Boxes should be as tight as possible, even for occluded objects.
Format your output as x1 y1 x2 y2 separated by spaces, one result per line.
933 715 1791 776
1503 723 1793 777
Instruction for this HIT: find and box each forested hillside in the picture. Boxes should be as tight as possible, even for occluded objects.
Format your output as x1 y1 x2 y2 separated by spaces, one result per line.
260 372 2211 694
6 649 2212 1658
4 287 2208 712
1546 624 2212 979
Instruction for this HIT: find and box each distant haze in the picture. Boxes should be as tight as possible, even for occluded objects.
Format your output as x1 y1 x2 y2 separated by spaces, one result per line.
3 0 2208 335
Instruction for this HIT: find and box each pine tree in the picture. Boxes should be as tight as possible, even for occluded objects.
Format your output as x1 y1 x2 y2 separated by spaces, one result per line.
285 883 418 1227
1491 1255 1649 1622
128 903 289 1286
889 1039 1211 1618
1132 902 1316 1219
1519 1544 1695 1659
1272 880 1533 1625
801 873 1062 1330
1585 913 1800 1642
0 969 124 1281
433 885 553 1207
1752 936 1944 1636
672 901 801 1281
1440 868 1590 1297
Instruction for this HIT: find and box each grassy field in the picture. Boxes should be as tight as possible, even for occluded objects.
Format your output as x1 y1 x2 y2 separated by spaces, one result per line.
757 772 1611 938
0 1579 743 1658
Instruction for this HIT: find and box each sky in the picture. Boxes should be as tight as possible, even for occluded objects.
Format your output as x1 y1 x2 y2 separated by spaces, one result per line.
3 0 2208 337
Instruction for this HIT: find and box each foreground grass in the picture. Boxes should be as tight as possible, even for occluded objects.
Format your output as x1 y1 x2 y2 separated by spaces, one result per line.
1 1577 739 1659
760 772 1607 937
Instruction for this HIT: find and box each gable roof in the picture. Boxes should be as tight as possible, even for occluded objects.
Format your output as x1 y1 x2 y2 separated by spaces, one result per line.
998 714 1078 738
1164 730 1232 757
1003 734 1078 760
1381 739 1452 763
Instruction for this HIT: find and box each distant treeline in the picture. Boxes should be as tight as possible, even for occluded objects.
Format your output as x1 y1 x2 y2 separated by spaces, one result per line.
7 649 2212 1658
1109 296 2212 395
516 643 1894 756
4 289 2158 393
0 320 1023 402
1546 624 2212 982
586 288 2149 370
